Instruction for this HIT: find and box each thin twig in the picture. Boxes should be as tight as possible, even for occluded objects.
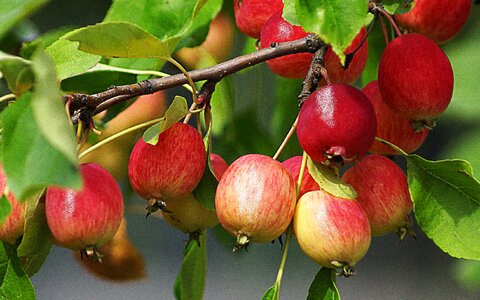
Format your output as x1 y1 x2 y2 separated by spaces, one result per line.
67 34 324 124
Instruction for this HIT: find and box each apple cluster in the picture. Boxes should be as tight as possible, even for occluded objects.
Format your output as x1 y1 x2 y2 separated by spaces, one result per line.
217 0 468 273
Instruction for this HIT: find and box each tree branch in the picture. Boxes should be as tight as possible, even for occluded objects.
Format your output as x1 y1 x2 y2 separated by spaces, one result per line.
67 34 324 124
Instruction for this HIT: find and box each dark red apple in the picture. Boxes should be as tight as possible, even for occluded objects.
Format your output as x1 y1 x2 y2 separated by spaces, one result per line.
362 80 429 155
294 189 371 274
128 122 206 210
378 33 454 126
296 84 377 165
260 11 312 79
0 166 26 244
324 27 369 84
215 154 296 248
342 154 413 237
282 156 319 197
395 0 472 44
46 163 124 251
234 0 284 39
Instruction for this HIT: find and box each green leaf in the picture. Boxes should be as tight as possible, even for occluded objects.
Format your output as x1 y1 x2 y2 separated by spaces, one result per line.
46 38 101 80
61 69 137 94
174 232 206 300
0 52 33 95
20 27 74 60
307 268 341 300
0 195 12 225
0 93 81 200
382 0 414 15
176 0 223 49
307 157 357 199
0 0 48 40
455 260 480 291
282 1 300 25
142 96 189 145
360 20 387 87
193 123 217 211
17 193 53 277
105 0 206 41
261 283 280 300
66 21 175 58
31 49 78 165
288 0 369 64
406 155 480 260
0 242 35 300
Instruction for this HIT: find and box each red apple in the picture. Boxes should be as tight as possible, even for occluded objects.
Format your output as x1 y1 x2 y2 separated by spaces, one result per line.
378 33 454 126
46 163 124 251
128 122 206 212
209 153 229 181
362 80 428 155
80 91 166 179
296 84 377 165
395 0 472 44
260 11 312 79
215 154 296 248
294 189 371 274
324 27 369 84
234 0 284 39
342 154 413 237
0 166 26 244
282 156 319 197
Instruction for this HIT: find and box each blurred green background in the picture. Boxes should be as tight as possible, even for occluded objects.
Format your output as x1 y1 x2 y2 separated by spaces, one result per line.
1 0 480 299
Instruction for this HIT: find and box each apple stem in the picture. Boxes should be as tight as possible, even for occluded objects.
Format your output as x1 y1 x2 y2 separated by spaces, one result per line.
373 3 403 37
272 116 299 160
378 14 391 46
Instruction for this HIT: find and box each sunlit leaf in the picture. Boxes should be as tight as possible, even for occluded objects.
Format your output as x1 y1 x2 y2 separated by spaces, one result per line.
307 157 357 199
284 0 369 64
0 93 81 200
406 155 480 260
66 22 175 58
142 96 189 145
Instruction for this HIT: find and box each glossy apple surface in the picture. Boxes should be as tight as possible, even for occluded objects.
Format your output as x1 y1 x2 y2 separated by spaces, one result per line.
395 0 472 44
294 189 371 270
215 154 296 247
128 122 206 202
342 154 413 236
296 84 376 164
260 11 312 79
362 80 428 155
234 0 284 38
46 163 124 250
378 33 453 124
